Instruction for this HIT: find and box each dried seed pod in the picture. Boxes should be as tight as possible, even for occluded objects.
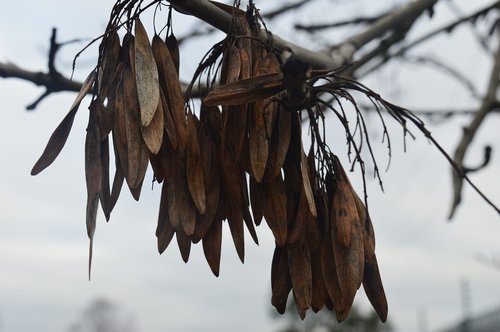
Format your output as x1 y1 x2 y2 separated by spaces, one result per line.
134 18 159 127
287 233 312 315
151 35 188 149
262 104 291 182
122 67 149 194
176 226 191 263
288 188 311 244
249 177 264 226
84 110 102 279
186 112 206 214
141 92 164 155
98 30 121 98
113 72 129 178
156 180 175 254
320 219 348 321
165 33 180 75
202 218 223 277
192 121 220 243
221 46 247 159
271 245 292 314
362 231 388 322
160 88 178 150
31 70 96 175
248 98 269 182
260 173 288 246
219 146 245 262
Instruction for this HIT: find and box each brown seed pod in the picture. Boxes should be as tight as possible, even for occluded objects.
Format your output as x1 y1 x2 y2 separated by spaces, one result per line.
271 245 292 314
287 233 312 315
192 121 220 243
134 18 159 127
31 70 96 175
84 110 102 279
165 33 180 75
260 173 288 246
219 146 246 262
151 35 188 149
262 104 291 182
186 112 206 214
141 92 164 155
176 226 191 263
202 218 223 277
122 67 149 194
156 180 175 254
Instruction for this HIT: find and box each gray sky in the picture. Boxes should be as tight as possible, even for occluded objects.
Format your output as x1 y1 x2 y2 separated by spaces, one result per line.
1 1 499 332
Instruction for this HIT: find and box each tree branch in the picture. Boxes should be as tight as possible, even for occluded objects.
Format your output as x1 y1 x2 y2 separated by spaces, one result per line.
449 32 500 219
0 28 84 110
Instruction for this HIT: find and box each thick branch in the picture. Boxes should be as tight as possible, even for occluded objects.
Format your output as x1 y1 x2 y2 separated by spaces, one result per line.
0 62 82 93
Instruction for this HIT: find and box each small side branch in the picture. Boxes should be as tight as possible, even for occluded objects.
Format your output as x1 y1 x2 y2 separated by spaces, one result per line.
0 28 84 110
449 32 500 219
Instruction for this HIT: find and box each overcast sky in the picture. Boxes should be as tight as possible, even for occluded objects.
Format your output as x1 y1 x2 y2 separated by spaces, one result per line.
1 1 499 332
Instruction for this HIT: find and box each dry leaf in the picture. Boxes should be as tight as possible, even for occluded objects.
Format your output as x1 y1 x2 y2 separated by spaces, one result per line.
31 70 96 175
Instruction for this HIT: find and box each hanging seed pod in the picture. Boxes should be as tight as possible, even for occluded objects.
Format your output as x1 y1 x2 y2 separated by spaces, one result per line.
220 146 246 262
84 108 102 279
249 177 264 226
260 173 288 246
97 32 121 103
151 35 188 149
271 245 292 314
165 33 180 75
192 121 220 243
156 180 175 254
176 225 192 263
141 93 164 155
31 71 96 175
262 104 291 182
287 233 312 316
202 217 223 276
122 67 149 195
186 112 206 214
221 46 246 159
134 19 160 128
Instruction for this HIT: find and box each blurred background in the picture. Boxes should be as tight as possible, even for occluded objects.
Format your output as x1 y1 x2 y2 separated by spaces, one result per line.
0 1 499 331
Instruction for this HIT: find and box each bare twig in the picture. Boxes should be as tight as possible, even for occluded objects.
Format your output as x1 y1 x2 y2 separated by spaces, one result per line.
391 1 500 58
0 28 84 110
263 0 313 19
405 55 482 99
295 13 385 32
449 33 500 219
